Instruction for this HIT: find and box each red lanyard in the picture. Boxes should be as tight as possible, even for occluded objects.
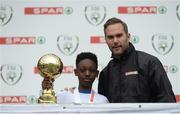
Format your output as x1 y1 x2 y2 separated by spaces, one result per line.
89 90 95 103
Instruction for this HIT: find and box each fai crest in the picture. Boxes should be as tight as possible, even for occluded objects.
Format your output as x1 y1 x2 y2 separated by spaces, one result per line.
169 65 178 74
85 5 106 26
0 5 13 26
1 64 22 85
152 34 174 55
131 35 140 44
176 4 180 21
57 34 79 55
28 95 37 104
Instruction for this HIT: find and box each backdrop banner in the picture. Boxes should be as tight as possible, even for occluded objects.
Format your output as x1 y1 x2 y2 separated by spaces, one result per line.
0 0 180 104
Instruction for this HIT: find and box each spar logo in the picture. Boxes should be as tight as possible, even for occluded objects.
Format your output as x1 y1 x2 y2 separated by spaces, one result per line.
164 65 178 74
118 6 167 14
131 35 140 44
169 65 178 74
27 95 37 104
176 95 180 102
34 66 74 74
0 96 27 104
24 7 73 15
0 36 45 45
90 36 105 44
90 35 140 44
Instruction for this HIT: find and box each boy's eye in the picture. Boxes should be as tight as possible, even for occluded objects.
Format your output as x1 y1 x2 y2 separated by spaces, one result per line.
78 69 86 72
78 68 97 73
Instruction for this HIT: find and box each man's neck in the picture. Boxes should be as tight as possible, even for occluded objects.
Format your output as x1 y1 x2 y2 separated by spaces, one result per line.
113 55 121 60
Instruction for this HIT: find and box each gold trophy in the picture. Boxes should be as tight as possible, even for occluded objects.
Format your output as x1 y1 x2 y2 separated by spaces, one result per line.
37 53 63 103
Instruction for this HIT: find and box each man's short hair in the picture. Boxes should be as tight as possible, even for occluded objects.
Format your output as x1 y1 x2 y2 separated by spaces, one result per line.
104 17 128 34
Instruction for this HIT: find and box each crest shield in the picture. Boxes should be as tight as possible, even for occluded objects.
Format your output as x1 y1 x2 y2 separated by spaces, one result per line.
0 5 13 26
1 64 22 85
176 4 180 21
152 34 174 55
85 5 106 26
57 34 79 55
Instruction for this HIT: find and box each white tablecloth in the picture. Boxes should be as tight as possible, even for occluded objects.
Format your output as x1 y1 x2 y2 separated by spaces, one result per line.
0 103 180 114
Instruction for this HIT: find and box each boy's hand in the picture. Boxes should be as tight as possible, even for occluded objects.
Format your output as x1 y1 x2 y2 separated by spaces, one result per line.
64 87 76 93
42 77 54 90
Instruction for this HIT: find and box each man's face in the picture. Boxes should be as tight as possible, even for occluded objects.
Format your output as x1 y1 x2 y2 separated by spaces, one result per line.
105 23 130 57
74 59 99 89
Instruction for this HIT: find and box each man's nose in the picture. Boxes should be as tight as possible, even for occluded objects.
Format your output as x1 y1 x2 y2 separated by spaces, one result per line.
113 37 119 42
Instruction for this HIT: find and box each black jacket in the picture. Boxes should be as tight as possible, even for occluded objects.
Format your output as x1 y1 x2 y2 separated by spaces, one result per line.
98 43 176 103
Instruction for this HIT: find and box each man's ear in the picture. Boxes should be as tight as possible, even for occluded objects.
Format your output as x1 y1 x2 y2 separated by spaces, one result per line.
74 69 78 76
128 33 131 41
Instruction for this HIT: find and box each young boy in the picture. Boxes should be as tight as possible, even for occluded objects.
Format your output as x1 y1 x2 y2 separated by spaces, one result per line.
42 52 109 104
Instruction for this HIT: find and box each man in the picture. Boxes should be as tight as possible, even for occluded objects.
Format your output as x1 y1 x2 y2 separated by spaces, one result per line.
98 17 176 103
42 52 109 104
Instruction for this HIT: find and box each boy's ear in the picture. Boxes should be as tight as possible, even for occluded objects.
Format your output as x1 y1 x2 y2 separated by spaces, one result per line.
74 69 78 76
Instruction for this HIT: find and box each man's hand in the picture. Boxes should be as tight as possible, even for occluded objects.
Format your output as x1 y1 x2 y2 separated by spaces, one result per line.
42 77 54 90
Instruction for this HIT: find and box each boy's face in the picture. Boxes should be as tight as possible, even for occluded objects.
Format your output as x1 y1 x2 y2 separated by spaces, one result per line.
74 59 99 89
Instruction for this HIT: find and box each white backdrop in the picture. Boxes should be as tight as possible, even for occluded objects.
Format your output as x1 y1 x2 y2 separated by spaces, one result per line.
0 0 180 104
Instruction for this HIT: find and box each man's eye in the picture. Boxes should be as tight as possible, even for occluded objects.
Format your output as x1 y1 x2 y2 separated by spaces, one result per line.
107 36 113 39
116 34 122 38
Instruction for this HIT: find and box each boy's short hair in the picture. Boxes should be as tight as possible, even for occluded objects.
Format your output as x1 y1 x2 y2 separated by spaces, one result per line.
76 52 98 68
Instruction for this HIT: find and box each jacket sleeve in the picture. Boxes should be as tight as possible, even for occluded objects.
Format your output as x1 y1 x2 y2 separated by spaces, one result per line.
149 57 176 102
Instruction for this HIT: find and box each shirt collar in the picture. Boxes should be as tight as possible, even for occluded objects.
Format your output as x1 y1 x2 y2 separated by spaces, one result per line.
79 90 91 94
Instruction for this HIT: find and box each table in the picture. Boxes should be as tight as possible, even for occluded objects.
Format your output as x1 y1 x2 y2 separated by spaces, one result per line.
0 103 180 114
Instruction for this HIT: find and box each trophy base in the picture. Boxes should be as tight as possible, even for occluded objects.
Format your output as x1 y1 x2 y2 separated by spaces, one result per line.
38 97 57 104
38 89 57 104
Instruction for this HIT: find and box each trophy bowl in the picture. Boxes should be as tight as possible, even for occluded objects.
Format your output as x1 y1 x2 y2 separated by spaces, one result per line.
37 53 63 79
37 53 63 103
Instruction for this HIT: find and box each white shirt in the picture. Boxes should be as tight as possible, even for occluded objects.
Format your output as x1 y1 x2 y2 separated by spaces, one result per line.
56 88 109 104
